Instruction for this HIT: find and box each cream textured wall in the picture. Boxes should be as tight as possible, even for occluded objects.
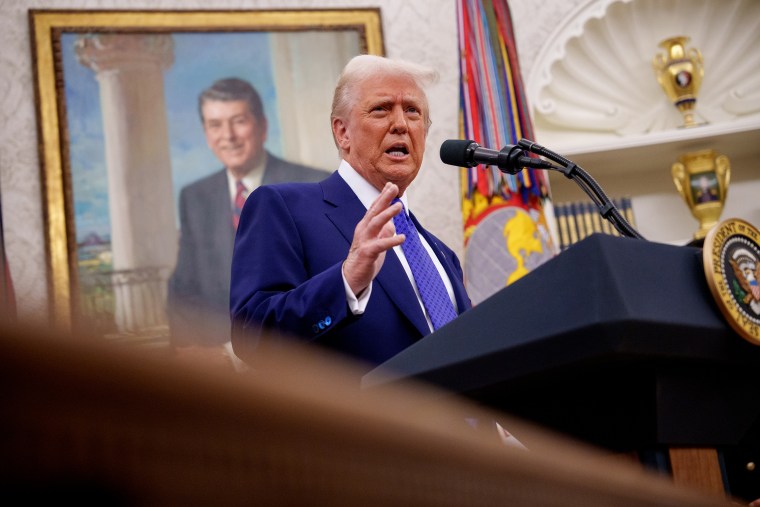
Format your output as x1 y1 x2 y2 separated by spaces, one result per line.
0 0 572 321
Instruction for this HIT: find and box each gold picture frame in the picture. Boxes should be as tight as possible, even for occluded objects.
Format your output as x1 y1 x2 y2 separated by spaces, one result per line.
30 9 384 336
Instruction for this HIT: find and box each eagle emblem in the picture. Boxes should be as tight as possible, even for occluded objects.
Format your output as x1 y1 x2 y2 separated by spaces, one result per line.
703 218 760 345
729 248 760 312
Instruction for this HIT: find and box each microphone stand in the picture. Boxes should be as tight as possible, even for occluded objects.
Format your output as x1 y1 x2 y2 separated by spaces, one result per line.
517 138 645 240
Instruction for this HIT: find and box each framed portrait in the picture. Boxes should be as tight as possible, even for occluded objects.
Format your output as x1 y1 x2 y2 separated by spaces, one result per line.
30 9 384 344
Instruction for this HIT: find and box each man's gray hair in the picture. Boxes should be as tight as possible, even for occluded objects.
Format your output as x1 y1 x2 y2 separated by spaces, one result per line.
331 54 439 135
199 77 265 123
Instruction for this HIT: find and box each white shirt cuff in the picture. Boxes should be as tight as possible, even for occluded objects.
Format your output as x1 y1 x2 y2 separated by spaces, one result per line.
342 270 372 315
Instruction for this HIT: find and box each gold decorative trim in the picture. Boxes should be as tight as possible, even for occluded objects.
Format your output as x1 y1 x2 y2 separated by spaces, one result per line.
703 218 760 345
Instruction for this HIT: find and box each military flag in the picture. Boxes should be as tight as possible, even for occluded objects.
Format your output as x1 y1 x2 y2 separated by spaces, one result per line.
456 0 556 305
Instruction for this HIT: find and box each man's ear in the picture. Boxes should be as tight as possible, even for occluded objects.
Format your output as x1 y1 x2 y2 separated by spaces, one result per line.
332 117 350 150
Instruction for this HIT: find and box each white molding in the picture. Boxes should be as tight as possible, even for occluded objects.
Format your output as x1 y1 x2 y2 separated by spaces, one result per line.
527 0 760 142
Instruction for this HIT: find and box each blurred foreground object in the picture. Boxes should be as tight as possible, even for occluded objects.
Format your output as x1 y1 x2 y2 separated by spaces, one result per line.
0 323 737 506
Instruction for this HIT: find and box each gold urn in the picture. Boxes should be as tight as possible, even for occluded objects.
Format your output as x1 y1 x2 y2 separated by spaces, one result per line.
653 36 704 128
671 150 730 241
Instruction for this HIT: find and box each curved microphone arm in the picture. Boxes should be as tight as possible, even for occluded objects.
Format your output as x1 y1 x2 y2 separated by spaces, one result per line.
518 139 645 240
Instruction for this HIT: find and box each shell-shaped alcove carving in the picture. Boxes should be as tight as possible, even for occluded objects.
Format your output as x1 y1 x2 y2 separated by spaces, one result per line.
527 0 760 145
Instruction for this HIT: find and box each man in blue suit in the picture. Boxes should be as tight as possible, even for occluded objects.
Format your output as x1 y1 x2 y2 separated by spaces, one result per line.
230 56 471 370
168 78 328 356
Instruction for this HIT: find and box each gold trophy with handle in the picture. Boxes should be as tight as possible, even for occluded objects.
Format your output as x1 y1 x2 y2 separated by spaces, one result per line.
653 36 704 128
671 150 730 243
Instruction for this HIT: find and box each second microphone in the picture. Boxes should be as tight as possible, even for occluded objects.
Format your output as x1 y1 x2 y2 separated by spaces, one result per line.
440 139 553 174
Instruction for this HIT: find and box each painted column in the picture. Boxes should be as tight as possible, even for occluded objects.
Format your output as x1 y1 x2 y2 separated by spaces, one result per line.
76 34 177 333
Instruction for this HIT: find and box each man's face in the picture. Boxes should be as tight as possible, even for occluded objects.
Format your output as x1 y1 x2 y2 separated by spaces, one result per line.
333 74 428 194
201 99 266 178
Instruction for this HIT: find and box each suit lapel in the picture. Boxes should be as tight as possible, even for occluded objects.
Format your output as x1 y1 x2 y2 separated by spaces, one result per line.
377 248 432 336
321 172 365 243
209 170 236 262
321 173 430 336
260 152 280 185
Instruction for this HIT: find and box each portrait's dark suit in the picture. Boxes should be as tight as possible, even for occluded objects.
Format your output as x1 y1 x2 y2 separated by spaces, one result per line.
230 171 471 369
167 152 328 346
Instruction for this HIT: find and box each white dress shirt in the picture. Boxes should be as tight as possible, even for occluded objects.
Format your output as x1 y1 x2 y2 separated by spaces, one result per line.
225 152 267 207
338 159 458 332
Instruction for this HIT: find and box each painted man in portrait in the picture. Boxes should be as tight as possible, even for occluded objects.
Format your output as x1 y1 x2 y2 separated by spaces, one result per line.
167 77 329 358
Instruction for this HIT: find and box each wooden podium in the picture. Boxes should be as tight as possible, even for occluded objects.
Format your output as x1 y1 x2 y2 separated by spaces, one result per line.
364 234 760 502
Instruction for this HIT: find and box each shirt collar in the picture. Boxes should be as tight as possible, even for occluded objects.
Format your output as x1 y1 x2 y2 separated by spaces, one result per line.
337 159 409 214
226 151 268 198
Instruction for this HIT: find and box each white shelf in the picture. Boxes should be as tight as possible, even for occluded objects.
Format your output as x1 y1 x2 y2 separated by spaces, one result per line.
548 117 760 179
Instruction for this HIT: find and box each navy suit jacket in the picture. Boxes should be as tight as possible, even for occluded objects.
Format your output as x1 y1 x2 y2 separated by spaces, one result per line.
167 153 328 346
230 170 471 369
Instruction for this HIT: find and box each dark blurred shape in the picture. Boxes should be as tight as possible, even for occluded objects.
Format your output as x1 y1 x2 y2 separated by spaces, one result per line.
4 478 132 506
0 322 736 506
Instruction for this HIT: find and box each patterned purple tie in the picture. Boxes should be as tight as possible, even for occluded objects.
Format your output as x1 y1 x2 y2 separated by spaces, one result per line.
392 199 457 330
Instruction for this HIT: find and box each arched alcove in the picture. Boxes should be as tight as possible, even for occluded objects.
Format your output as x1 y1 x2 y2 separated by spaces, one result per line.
525 0 760 244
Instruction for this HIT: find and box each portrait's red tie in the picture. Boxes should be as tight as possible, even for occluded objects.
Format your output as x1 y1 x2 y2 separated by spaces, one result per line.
233 180 247 230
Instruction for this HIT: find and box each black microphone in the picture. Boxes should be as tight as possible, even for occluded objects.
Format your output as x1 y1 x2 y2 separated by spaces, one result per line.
440 139 554 174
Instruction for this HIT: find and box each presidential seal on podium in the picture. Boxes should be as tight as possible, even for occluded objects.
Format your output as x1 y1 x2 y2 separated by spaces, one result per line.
703 218 760 345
